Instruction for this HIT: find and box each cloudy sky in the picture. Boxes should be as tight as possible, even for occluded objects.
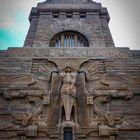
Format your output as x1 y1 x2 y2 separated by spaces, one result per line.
0 0 140 50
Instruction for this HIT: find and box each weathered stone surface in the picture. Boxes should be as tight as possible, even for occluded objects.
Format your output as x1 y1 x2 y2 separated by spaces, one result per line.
0 0 140 140
1 47 132 59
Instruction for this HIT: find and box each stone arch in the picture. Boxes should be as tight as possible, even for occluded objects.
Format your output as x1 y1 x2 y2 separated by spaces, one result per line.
49 30 89 47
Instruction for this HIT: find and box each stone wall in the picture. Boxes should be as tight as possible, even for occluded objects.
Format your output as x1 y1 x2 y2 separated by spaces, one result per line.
1 1 140 139
0 47 140 140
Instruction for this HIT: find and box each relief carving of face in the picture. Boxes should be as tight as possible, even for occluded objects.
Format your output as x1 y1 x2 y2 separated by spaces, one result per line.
65 66 71 73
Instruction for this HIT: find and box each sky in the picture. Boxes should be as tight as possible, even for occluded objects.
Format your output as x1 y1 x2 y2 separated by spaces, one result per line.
0 0 140 50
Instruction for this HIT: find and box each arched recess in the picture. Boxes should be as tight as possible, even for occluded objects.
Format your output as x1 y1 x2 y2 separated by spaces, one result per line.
50 30 89 47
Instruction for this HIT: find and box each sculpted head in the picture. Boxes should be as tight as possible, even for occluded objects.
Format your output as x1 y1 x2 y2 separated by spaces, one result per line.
65 66 71 73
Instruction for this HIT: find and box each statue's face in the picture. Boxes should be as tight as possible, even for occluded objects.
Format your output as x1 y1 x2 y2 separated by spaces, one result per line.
66 67 71 73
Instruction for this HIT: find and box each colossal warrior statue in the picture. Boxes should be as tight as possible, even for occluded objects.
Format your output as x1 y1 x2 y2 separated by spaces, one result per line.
59 66 77 121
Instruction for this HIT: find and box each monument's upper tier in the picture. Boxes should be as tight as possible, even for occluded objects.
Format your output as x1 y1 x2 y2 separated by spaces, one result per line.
24 0 114 48
30 0 109 21
43 0 95 4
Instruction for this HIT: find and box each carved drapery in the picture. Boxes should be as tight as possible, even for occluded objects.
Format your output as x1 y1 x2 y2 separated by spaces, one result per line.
59 66 77 122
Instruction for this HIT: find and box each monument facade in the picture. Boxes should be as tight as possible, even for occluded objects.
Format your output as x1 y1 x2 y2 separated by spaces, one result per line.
0 0 140 140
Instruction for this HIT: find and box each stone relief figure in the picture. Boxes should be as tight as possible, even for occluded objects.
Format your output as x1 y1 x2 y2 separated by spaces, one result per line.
79 60 133 129
59 66 77 121
22 100 43 127
92 90 132 127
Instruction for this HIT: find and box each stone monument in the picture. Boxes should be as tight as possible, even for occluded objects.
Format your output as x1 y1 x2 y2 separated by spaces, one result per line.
0 0 140 140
